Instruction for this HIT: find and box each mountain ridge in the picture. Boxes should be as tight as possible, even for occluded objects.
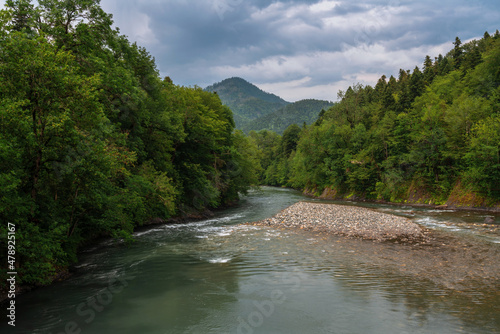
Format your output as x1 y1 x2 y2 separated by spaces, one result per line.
205 77 289 128
205 77 333 132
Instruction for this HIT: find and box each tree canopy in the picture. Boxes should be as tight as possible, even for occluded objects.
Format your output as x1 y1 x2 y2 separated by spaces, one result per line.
0 0 257 287
248 32 500 207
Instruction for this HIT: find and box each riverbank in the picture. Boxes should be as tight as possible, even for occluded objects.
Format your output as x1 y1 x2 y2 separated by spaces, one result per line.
303 185 500 213
248 201 500 291
0 206 225 304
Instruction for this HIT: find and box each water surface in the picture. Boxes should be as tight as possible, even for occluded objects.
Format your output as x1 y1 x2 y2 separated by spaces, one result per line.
3 187 499 333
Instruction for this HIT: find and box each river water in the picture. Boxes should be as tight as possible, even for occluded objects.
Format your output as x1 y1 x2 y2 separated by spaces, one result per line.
4 187 500 334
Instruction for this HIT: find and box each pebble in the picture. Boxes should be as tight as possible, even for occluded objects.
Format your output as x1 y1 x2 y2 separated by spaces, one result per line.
251 201 426 243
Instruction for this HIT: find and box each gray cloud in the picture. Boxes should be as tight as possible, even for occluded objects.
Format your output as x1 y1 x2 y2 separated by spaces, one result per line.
1 0 499 100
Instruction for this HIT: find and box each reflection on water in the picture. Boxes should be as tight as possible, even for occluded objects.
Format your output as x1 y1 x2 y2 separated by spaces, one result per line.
3 187 499 334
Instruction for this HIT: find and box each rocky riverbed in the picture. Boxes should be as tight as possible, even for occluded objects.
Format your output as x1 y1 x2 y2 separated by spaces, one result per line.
250 201 427 243
248 201 500 291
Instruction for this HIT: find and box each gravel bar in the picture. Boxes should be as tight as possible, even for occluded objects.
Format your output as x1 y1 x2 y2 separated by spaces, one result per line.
251 201 426 242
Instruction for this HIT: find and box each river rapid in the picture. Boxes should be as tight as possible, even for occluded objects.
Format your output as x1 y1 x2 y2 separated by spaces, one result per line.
3 187 500 334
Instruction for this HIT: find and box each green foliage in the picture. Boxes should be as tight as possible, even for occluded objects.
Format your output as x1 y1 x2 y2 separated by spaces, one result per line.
246 124 304 187
227 130 261 196
465 115 500 198
241 99 334 134
168 86 242 211
248 130 281 182
0 32 119 284
0 0 255 287
252 33 500 205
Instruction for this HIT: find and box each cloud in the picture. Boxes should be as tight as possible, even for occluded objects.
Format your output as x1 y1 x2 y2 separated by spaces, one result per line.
257 77 344 102
209 39 453 101
2 0 499 101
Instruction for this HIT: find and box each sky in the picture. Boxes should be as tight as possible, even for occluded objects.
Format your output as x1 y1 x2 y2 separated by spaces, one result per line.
2 0 500 101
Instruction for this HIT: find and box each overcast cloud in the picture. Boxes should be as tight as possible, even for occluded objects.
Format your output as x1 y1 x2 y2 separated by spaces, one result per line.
2 0 499 101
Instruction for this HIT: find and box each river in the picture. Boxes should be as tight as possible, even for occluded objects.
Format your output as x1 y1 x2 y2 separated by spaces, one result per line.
3 187 500 333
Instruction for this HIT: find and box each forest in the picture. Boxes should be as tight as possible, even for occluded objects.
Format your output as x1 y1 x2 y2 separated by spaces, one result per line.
1 0 499 290
248 32 500 207
0 0 258 287
240 99 334 134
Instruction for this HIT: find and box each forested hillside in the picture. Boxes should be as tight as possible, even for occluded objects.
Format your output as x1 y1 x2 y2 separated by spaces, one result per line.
250 32 500 207
205 77 289 128
241 99 334 134
1 0 498 292
0 0 258 287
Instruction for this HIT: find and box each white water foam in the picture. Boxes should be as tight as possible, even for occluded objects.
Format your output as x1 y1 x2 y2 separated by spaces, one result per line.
134 228 164 237
415 217 460 230
216 231 233 237
208 257 232 264
130 259 145 267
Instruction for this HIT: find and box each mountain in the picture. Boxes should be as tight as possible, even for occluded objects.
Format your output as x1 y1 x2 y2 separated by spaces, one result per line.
241 99 335 134
205 77 289 128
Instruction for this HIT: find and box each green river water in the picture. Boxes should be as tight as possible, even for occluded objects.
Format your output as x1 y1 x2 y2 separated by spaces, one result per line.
3 187 500 333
